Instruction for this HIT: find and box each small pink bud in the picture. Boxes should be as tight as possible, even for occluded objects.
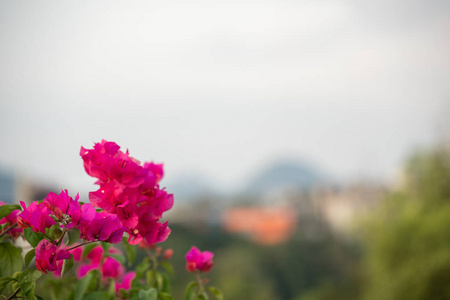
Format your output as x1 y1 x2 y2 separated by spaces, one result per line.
156 247 162 256
163 249 174 260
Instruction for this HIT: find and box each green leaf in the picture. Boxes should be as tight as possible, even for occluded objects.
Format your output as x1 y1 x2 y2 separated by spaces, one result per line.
185 281 198 300
145 270 154 286
161 261 174 276
0 242 23 276
36 295 44 300
207 287 223 300
24 228 45 248
136 258 151 279
61 255 74 277
162 272 171 293
24 249 36 268
0 276 15 294
74 272 93 300
138 288 157 300
158 292 173 300
107 278 116 297
47 224 61 240
66 228 81 246
198 292 209 300
83 291 111 300
0 204 21 220
154 272 163 290
123 236 136 266
17 268 42 300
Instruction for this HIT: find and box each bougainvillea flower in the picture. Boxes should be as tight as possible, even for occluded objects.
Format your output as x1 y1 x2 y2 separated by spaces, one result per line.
17 201 56 234
127 216 170 245
101 257 124 279
69 202 96 229
82 212 126 243
116 271 136 292
163 248 174 260
81 140 174 246
185 246 214 273
76 246 104 278
35 239 71 274
42 190 77 220
0 202 23 238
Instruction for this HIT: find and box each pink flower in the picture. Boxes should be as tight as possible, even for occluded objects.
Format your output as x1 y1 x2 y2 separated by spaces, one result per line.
0 202 23 238
35 240 71 274
185 247 214 273
163 248 174 260
77 246 104 278
116 271 136 292
81 211 125 243
17 201 56 234
81 140 174 246
69 202 97 230
42 190 76 220
101 257 124 279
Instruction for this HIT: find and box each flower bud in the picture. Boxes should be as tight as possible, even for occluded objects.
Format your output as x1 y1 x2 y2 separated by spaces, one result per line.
163 248 174 260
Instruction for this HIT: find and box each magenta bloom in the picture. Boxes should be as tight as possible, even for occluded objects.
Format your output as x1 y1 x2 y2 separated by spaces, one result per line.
35 240 71 274
82 212 126 243
101 257 124 279
0 202 23 238
42 190 76 220
81 140 174 246
17 201 56 234
116 271 136 292
77 246 104 278
185 247 214 273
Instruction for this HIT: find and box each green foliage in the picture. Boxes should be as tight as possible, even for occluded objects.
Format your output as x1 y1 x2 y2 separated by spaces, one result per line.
74 272 93 300
361 149 450 300
0 204 21 220
0 242 23 277
123 236 137 266
17 268 42 300
24 249 35 268
138 287 157 300
24 228 45 248
66 229 81 246
61 255 74 277
0 276 16 295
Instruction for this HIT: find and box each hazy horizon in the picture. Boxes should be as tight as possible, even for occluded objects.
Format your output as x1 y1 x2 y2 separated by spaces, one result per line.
1 0 449 195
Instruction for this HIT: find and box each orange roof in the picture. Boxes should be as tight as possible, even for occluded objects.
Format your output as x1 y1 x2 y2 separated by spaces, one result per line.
222 206 297 245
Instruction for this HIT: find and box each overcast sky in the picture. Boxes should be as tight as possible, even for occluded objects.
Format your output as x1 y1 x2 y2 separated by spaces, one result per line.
0 0 449 195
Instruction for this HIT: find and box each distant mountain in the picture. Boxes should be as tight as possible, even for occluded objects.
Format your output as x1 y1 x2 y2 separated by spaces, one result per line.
244 159 328 195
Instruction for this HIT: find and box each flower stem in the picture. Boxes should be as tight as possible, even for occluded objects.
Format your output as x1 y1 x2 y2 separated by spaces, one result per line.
66 240 98 251
0 223 17 238
196 271 204 295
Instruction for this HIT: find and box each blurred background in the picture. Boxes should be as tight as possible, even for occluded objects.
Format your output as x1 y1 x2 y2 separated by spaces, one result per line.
1 0 450 299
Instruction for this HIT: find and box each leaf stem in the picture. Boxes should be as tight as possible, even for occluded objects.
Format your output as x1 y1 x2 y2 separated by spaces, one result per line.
42 233 58 245
7 288 20 300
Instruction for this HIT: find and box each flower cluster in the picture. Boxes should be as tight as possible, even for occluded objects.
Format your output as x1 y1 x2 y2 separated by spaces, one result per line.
185 246 214 273
80 140 174 245
17 190 126 274
75 245 135 292
0 201 23 238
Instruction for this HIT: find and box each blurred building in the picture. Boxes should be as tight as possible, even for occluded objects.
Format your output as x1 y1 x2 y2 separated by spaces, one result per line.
222 206 298 245
0 168 54 204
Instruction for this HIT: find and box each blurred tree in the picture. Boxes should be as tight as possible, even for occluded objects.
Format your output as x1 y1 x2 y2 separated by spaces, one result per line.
361 148 450 300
